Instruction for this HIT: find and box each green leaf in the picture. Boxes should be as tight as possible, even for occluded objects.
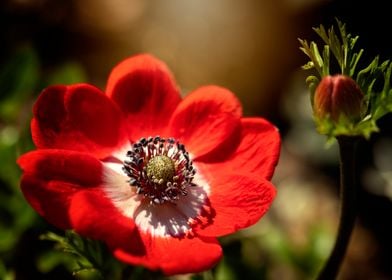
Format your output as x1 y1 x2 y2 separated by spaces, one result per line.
41 231 103 276
41 231 128 279
299 39 323 76
302 61 314 70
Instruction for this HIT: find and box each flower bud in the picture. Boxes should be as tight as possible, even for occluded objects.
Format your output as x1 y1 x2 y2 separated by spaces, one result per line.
314 75 364 122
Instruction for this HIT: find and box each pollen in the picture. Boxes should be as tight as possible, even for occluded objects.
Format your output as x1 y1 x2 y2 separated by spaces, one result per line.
146 155 175 185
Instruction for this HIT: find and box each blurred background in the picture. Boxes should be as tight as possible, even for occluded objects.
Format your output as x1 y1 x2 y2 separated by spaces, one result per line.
1 0 392 279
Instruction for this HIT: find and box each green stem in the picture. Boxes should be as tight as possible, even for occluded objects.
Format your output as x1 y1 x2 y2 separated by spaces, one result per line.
316 136 359 280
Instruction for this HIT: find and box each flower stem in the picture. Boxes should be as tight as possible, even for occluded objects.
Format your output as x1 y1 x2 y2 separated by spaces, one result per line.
316 136 360 280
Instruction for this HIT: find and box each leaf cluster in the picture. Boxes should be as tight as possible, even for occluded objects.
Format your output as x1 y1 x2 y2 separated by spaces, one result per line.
299 19 392 138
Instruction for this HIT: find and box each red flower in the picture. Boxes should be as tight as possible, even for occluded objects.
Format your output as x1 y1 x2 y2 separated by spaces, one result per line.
17 54 280 275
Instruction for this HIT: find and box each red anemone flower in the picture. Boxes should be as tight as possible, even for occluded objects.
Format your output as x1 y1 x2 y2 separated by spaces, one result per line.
17 54 281 275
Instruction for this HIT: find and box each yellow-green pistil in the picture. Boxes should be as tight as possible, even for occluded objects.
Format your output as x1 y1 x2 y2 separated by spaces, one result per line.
146 155 176 185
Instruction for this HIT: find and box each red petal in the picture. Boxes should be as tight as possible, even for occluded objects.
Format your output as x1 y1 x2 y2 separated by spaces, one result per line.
106 54 181 141
194 168 276 237
114 233 222 275
69 189 140 252
20 175 75 229
169 86 242 158
200 118 281 180
17 150 104 229
31 84 127 159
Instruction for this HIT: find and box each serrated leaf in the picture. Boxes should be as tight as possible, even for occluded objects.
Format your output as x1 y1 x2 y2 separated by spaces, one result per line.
310 42 324 71
302 61 314 70
349 49 363 76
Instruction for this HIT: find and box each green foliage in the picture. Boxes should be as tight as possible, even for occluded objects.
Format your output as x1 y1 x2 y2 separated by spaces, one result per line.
299 19 392 139
40 231 121 279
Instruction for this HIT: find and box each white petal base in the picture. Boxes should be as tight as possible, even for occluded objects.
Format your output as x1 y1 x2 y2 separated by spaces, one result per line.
102 157 210 237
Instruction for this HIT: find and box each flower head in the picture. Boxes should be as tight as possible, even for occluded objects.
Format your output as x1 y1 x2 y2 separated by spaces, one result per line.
314 75 365 122
17 54 281 275
300 19 392 139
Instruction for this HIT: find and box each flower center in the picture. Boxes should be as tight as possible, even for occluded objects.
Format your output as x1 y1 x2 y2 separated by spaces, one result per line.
146 155 175 185
122 136 196 205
